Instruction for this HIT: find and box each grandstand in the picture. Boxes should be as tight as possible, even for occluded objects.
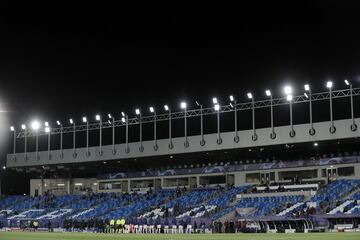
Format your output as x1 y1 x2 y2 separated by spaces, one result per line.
1 83 360 238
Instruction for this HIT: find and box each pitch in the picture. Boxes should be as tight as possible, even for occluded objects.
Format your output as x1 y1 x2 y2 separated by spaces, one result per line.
0 232 360 240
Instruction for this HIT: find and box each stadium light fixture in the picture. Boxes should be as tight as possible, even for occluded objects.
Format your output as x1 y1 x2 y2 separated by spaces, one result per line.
304 84 310 91
10 126 14 131
326 81 333 89
265 90 271 96
2 166 5 170
31 121 40 130
286 94 293 101
45 126 50 133
284 86 292 95
121 112 125 117
56 120 61 126
247 92 253 99
164 105 169 111
69 119 74 124
314 142 318 147
135 109 140 115
229 95 234 102
214 104 220 111
149 106 154 113
21 124 26 130
95 114 101 121
212 97 218 104
344 79 350 86
344 79 356 130
82 117 87 123
107 113 112 119
44 121 49 127
121 117 126 123
180 102 187 109
304 92 309 98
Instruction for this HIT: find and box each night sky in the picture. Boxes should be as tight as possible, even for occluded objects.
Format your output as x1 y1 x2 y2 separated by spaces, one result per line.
1 4 360 192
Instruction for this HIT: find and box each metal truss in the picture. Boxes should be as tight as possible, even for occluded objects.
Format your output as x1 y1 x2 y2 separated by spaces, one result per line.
16 87 360 138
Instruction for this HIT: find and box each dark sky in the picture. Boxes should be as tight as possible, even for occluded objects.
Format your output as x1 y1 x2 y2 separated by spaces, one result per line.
1 4 360 182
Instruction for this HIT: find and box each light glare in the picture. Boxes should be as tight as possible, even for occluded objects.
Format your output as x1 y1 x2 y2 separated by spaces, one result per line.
31 121 40 130
284 86 292 95
212 97 218 104
10 126 14 131
286 94 293 101
149 107 154 113
180 102 187 109
247 92 253 99
265 90 271 96
164 105 169 111
56 121 61 126
326 81 333 88
214 104 220 111
229 95 234 101
69 119 74 124
344 79 350 86
135 109 140 115
21 124 26 130
304 84 310 91
96 115 100 121
45 127 50 133
82 117 87 123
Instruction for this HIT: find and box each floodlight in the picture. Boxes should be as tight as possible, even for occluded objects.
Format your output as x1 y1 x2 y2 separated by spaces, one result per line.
304 92 309 98
304 84 310 91
82 117 87 123
121 117 126 123
2 166 5 170
21 124 26 130
284 86 292 95
214 104 220 111
212 97 218 104
326 81 333 88
229 95 234 101
44 122 49 127
31 121 40 130
56 121 61 126
180 102 187 109
135 109 140 115
69 119 73 124
164 105 169 111
107 113 112 119
314 142 318 146
149 107 154 113
45 127 50 133
121 112 125 117
247 93 253 99
286 94 293 101
344 79 350 86
265 90 271 96
10 126 14 131
95 115 100 121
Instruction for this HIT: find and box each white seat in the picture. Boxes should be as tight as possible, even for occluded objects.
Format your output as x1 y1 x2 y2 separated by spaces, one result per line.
164 225 169 234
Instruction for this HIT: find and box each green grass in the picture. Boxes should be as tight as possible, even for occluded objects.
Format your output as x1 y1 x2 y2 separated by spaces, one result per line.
0 232 360 240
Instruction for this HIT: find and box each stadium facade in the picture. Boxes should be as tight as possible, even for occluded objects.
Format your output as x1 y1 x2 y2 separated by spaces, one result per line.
1 84 360 233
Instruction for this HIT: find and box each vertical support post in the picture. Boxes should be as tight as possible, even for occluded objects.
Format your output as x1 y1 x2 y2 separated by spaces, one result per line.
73 123 76 157
60 125 63 158
184 107 188 147
153 112 158 150
139 114 143 152
35 131 39 160
112 117 115 154
216 106 222 144
200 105 205 145
86 121 89 156
47 130 51 160
309 89 314 131
234 101 239 142
251 98 257 141
13 130 16 156
125 115 129 153
99 118 103 155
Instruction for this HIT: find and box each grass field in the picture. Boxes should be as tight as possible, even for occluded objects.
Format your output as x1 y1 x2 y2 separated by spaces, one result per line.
0 232 360 240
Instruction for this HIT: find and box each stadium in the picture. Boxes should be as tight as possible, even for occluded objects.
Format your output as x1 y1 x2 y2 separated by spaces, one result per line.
1 8 360 240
